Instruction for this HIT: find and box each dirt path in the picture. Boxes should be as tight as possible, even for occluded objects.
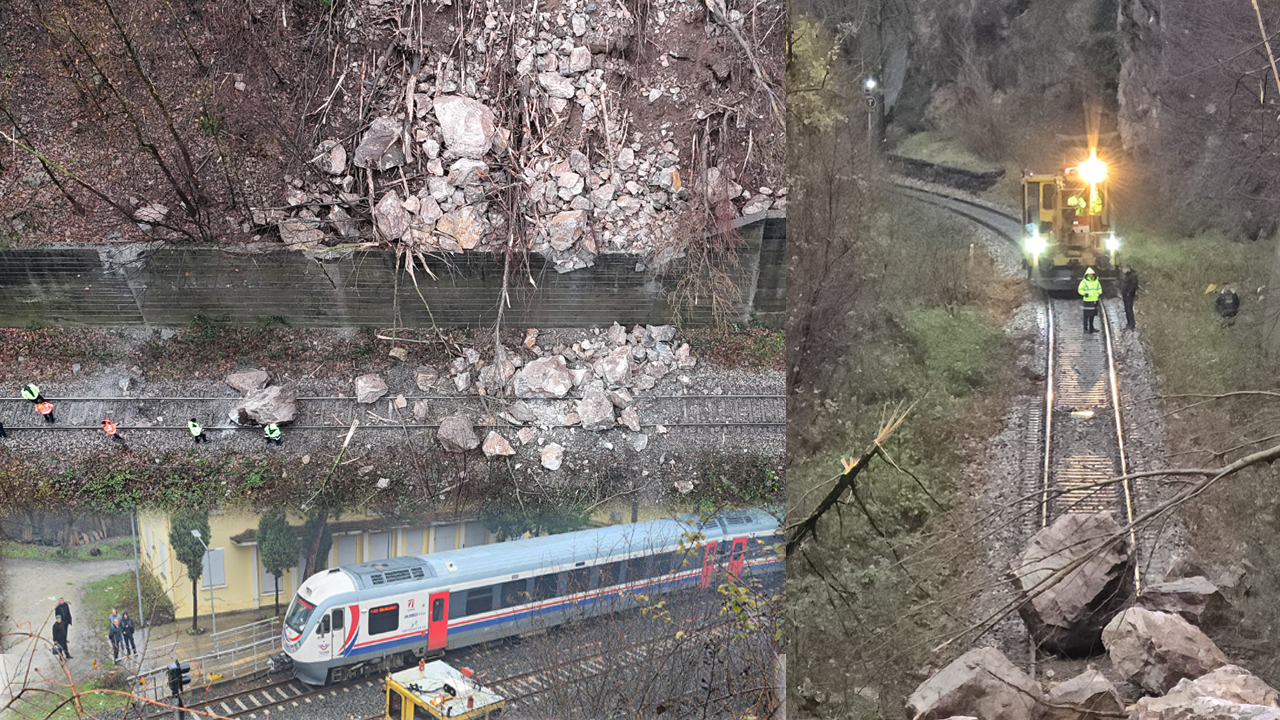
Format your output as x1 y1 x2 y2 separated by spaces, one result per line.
2 557 136 687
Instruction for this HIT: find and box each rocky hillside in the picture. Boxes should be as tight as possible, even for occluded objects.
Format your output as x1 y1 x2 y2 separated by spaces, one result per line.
0 0 783 273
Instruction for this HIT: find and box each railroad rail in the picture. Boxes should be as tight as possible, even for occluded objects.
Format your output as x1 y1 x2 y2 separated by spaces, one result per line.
0 393 784 432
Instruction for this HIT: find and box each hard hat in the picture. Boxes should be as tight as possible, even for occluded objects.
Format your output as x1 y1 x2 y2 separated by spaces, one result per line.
1085 267 1096 276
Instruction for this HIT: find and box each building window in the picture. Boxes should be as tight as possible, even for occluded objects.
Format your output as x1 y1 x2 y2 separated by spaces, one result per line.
200 548 225 588
463 522 487 548
368 532 391 561
369 604 399 635
434 525 457 552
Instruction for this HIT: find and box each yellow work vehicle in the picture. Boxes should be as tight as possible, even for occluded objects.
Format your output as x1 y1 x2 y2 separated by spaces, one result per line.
1022 154 1120 292
384 661 505 719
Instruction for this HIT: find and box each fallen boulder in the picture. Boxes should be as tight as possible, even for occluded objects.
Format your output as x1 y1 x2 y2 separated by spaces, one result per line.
437 415 480 453
481 431 516 458
1138 577 1241 632
353 116 406 171
1132 665 1280 720
1102 607 1229 694
432 95 496 159
229 386 298 425
1040 668 1123 720
1010 512 1134 655
225 369 270 394
541 443 564 470
576 387 615 431
355 373 389 404
905 646 1040 720
512 356 573 398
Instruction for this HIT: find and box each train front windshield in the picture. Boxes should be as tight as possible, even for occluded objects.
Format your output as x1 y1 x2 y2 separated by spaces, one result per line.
284 596 315 635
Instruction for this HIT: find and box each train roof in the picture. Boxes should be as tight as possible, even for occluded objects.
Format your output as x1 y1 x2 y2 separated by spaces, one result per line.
330 508 778 595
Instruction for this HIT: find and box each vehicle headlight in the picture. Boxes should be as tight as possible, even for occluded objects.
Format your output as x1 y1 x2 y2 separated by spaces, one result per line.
1026 233 1046 256
1105 233 1120 252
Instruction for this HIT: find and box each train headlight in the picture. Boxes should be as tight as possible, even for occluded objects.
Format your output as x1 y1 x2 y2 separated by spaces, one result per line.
1105 233 1120 252
1026 233 1046 257
1079 156 1108 184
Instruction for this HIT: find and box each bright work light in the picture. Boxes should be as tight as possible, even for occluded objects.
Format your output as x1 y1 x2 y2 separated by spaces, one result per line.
1079 155 1108 184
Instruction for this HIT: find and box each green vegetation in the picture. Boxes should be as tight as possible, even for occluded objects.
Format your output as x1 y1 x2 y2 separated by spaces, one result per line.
258 510 300 616
0 537 135 562
7 679 131 719
81 568 175 628
892 131 1003 174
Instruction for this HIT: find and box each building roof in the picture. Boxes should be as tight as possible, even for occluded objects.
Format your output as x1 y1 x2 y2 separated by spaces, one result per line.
229 512 481 546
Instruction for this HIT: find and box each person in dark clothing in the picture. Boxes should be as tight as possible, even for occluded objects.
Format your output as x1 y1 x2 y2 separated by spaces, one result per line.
0 420 7 438
120 612 136 656
51 616 69 661
54 597 73 658
1217 287 1241 325
1120 267 1139 329
108 617 124 663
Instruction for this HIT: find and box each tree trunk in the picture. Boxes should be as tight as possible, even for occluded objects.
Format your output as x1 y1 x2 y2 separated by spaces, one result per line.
274 575 280 617
191 577 199 632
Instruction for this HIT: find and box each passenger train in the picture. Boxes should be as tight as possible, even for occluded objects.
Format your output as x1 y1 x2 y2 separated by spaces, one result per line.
281 509 781 685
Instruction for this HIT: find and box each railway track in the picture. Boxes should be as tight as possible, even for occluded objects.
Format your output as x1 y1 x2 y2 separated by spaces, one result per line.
0 392 783 432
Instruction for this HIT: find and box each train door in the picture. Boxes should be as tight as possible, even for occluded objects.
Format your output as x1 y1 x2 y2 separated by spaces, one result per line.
315 610 335 660
328 607 346 659
427 591 448 651
699 542 717 588
727 538 747 579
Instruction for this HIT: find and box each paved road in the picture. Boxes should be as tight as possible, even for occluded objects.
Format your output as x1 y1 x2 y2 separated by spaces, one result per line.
2 557 137 689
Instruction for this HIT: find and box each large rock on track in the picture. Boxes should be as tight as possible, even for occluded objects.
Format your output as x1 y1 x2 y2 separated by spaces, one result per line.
1010 512 1134 656
436 415 480 453
512 355 573 398
1138 576 1241 632
1102 607 1229 694
906 646 1040 720
1131 665 1280 720
225 369 270 394
354 373 389 404
1040 668 1123 720
576 387 615 431
352 116 406 171
229 386 298 425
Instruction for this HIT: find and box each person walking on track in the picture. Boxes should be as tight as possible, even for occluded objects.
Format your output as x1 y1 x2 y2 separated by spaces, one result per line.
52 615 69 662
1078 267 1103 334
1120 267 1139 329
35 400 55 423
54 597 73 658
188 418 209 444
21 383 44 404
102 419 124 444
264 422 282 446
0 420 7 438
120 611 137 656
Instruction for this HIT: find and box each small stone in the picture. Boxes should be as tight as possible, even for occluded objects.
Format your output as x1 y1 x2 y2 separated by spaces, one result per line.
617 148 635 171
541 443 565 470
314 139 347 175
393 394 408 409
415 366 439 391
675 479 693 494
632 433 648 452
539 72 577 99
433 95 497 159
353 116 406 171
517 427 537 445
569 46 592 72
374 191 411 240
620 406 640 432
571 14 587 35
453 372 472 392
389 347 409 362
438 415 481 452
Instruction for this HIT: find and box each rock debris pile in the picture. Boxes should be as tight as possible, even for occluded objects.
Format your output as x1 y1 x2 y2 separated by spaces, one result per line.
253 0 782 273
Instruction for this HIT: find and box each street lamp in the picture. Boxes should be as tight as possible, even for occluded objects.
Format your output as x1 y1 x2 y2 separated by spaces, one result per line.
191 530 217 649
862 76 880 158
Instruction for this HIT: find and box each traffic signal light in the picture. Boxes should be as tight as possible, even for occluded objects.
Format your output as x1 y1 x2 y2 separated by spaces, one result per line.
167 662 191 696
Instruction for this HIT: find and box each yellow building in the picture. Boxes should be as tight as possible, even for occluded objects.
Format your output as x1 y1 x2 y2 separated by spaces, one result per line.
137 510 494 618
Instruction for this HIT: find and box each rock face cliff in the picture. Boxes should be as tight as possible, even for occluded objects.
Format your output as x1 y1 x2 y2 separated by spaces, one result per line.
1118 0 1280 238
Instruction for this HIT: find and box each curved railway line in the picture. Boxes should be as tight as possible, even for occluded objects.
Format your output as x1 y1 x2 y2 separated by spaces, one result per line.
0 392 784 432
890 180 1141 622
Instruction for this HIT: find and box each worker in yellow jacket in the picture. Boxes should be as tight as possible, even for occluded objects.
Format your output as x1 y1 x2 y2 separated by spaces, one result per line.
1078 268 1103 333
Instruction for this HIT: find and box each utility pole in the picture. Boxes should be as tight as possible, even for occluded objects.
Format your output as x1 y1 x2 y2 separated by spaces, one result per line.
131 512 145 625
863 77 880 160
190 530 217 650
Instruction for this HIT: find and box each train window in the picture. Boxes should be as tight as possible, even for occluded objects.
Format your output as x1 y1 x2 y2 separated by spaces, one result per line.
369 603 399 635
449 591 467 620
320 615 330 634
389 689 402 714
413 702 434 719
500 579 529 608
564 567 592 593
1042 184 1056 210
531 573 558 602
598 561 625 587
331 609 344 631
466 586 495 616
648 553 673 577
432 598 445 623
717 541 732 566
673 548 699 573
